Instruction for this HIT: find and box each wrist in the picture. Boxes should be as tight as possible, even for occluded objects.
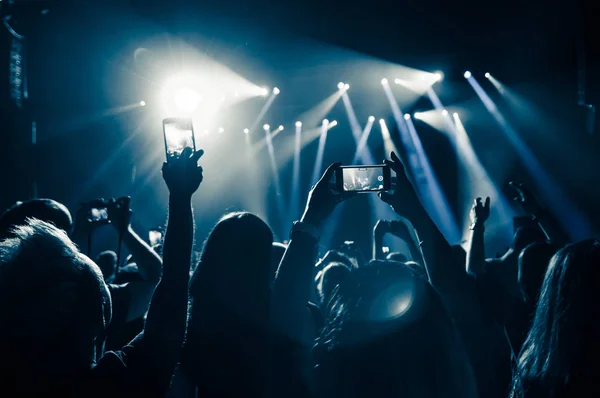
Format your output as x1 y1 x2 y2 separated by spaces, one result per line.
300 212 323 230
290 220 321 242
470 221 485 232
169 194 193 205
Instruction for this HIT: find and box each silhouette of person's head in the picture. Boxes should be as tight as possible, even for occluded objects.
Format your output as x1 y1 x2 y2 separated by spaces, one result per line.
182 212 273 395
316 261 351 307
95 250 118 283
189 212 273 314
512 240 600 397
517 242 559 304
313 260 477 398
0 218 111 390
0 199 73 239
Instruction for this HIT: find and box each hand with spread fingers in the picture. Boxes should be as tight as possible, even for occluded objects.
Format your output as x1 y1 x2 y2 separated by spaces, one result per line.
470 197 491 226
509 181 542 217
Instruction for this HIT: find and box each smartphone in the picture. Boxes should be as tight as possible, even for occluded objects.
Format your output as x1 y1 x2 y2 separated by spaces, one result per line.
149 229 163 246
336 165 391 193
90 207 109 223
163 117 196 160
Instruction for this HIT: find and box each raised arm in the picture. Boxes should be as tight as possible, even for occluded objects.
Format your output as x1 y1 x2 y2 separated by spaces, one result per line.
107 198 163 322
271 162 345 344
372 220 388 260
509 181 569 245
378 151 458 286
388 219 426 266
465 197 490 278
142 148 203 373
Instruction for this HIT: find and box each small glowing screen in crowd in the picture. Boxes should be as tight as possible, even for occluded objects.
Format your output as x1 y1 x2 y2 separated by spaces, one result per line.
89 207 108 222
338 165 390 192
163 117 196 158
149 229 163 246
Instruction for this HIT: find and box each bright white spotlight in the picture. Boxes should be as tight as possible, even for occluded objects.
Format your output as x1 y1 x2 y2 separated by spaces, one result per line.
442 109 449 116
394 78 401 84
140 100 146 107
453 112 459 118
404 113 410 120
173 87 202 113
414 112 423 119
260 87 269 96
203 129 209 135
485 72 491 79
234 91 239 97
218 127 224 133
381 78 388 85
243 128 249 134
368 116 375 122
278 125 284 131
434 72 444 82
464 71 472 79
273 87 280 95
322 119 329 125
329 120 338 128
263 124 270 131
344 83 350 90
337 82 345 90
379 118 385 124
295 121 302 127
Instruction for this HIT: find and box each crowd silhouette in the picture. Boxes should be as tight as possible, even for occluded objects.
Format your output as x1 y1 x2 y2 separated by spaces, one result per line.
0 144 598 398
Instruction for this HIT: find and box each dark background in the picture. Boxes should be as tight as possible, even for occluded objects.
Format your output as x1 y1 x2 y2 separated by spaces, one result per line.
1 0 599 257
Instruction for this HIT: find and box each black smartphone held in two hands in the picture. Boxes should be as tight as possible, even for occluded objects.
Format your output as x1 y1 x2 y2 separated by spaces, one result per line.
163 117 196 160
335 165 391 193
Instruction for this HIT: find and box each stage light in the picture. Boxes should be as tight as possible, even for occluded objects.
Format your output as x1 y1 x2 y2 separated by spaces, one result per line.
442 109 449 116
243 128 249 134
329 120 338 128
404 113 410 120
485 72 491 79
464 71 472 79
218 127 224 133
453 112 459 118
434 72 444 82
381 78 388 85
323 119 329 125
273 87 280 95
203 129 209 135
295 121 302 127
234 91 239 97
344 83 350 90
173 87 201 113
394 78 401 84
379 118 385 124
139 100 146 107
338 82 345 90
368 116 375 122
260 87 269 96
414 112 423 119
278 125 284 131
263 124 270 131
